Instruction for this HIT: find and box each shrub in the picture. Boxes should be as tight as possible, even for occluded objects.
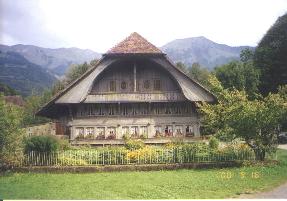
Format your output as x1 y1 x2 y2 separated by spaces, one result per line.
57 156 87 166
122 133 130 140
125 139 145 150
181 142 208 152
85 133 94 139
127 146 156 163
58 139 71 150
140 133 148 139
24 135 59 153
164 142 176 149
75 133 84 140
96 134 105 140
166 139 186 148
0 95 24 168
209 136 219 149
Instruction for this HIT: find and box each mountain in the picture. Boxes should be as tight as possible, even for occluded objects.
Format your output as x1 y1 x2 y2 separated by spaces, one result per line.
0 51 56 96
0 37 252 75
0 37 253 96
0 44 101 76
161 36 254 70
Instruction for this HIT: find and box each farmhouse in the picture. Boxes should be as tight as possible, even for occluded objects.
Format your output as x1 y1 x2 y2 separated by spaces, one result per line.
37 32 216 145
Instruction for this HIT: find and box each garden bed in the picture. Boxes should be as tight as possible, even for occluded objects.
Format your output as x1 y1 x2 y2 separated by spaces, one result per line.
20 141 257 167
12 161 243 173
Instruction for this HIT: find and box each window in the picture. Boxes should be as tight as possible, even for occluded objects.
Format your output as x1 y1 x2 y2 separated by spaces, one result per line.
76 127 84 136
141 104 148 115
167 125 173 133
155 126 162 134
165 104 172 114
131 126 138 135
186 125 194 133
140 126 147 135
175 125 183 135
175 105 181 114
108 105 115 115
96 127 105 139
132 104 137 115
154 79 161 90
121 81 127 90
164 125 173 137
107 127 116 135
122 105 128 116
107 127 116 139
87 105 95 116
144 80 150 89
153 103 161 115
185 125 194 137
109 80 116 92
98 105 105 115
122 126 129 135
86 127 95 135
97 127 105 135
183 103 189 114
79 106 85 116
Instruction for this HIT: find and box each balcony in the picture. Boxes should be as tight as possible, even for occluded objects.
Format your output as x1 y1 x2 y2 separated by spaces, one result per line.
84 92 186 103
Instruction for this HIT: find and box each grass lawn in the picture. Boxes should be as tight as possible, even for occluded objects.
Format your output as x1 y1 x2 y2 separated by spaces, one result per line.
1 149 287 199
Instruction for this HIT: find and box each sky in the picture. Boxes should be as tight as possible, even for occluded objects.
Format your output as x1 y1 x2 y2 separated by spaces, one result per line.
0 0 286 53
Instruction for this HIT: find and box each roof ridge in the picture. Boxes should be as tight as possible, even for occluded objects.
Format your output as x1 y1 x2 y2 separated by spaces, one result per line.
106 32 163 54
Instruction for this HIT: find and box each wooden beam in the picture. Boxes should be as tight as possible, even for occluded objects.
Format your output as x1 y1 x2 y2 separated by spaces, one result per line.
133 62 137 92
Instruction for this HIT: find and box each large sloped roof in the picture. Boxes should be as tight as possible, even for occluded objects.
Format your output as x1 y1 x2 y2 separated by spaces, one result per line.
106 32 163 54
36 32 216 118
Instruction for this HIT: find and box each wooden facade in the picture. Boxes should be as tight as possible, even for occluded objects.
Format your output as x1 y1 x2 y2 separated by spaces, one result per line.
37 32 216 144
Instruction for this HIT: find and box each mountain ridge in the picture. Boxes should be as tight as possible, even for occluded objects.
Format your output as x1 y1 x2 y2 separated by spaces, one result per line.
0 36 254 96
161 36 254 69
0 44 101 76
0 51 56 96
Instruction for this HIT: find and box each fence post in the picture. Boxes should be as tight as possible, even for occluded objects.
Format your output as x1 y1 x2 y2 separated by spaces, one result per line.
32 151 34 166
102 149 104 165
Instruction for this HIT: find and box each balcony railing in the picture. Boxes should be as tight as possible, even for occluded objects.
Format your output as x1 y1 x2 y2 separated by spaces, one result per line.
84 92 186 103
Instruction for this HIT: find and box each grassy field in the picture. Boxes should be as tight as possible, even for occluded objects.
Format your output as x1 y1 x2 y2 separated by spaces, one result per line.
0 149 287 199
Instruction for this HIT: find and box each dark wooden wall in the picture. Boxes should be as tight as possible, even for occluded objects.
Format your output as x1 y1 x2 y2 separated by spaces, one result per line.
91 59 181 94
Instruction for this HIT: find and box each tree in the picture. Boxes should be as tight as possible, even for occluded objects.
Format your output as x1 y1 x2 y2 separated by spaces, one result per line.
228 93 286 160
240 48 254 63
214 60 260 98
51 80 66 96
278 85 287 130
65 62 92 84
254 13 287 95
176 62 189 74
175 62 211 87
23 91 51 126
0 94 24 168
198 75 287 160
188 63 210 87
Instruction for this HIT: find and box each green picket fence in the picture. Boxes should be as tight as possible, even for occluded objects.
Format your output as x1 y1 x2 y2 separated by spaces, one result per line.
21 148 255 166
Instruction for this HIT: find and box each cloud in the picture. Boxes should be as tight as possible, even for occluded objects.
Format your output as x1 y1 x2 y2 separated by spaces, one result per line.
1 0 286 52
1 0 69 48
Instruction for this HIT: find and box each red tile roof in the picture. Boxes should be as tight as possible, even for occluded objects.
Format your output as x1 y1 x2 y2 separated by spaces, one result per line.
106 32 163 54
